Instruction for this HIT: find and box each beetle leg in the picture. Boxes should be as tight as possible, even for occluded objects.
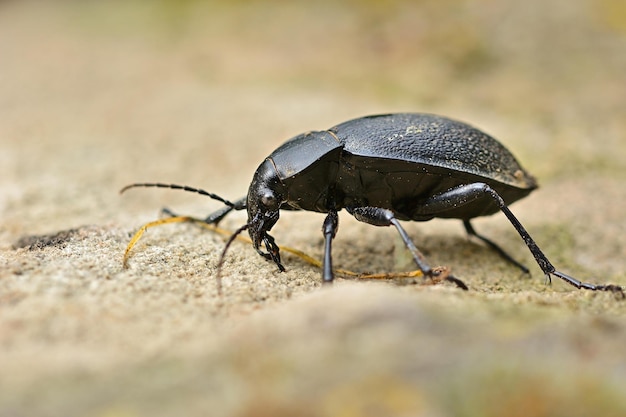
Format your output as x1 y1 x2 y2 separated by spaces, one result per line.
418 183 624 296
348 207 457 285
204 196 247 224
321 211 339 283
160 196 247 225
463 219 529 274
418 183 554 271
261 233 286 272
348 206 468 289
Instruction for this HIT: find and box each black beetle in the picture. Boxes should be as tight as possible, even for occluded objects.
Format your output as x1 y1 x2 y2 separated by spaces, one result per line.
122 113 623 295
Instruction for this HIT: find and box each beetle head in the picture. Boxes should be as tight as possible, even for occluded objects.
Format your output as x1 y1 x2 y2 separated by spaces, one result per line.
246 158 287 270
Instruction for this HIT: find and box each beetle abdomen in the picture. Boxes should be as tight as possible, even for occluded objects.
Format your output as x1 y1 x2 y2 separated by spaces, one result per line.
335 155 534 220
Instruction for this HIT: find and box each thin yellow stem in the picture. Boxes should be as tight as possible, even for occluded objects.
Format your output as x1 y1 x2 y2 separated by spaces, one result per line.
123 216 423 280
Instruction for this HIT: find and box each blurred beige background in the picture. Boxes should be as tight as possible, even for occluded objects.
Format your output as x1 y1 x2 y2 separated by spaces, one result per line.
1 1 626 416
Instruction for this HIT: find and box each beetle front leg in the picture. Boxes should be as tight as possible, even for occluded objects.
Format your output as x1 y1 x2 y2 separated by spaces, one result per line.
204 196 247 224
161 196 247 225
260 233 286 272
321 211 339 283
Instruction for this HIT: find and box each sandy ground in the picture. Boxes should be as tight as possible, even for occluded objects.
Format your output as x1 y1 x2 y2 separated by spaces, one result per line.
1 1 626 416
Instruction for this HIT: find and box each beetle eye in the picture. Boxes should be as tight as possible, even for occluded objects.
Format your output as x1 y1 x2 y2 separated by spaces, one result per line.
261 192 277 208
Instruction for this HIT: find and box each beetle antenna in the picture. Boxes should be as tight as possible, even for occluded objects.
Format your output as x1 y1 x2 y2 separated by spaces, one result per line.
216 223 250 295
120 182 237 208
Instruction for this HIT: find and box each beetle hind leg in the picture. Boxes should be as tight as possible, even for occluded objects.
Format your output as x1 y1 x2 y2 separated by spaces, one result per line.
418 182 624 296
463 219 529 274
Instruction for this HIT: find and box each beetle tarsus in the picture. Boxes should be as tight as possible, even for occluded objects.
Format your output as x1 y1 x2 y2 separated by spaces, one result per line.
428 267 469 291
446 276 469 291
551 270 625 299
262 233 285 272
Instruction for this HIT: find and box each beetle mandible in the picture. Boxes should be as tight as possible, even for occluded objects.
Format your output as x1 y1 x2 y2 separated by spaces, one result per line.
122 113 623 295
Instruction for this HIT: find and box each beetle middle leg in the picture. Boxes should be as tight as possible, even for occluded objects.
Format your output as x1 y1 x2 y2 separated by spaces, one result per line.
347 206 468 290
